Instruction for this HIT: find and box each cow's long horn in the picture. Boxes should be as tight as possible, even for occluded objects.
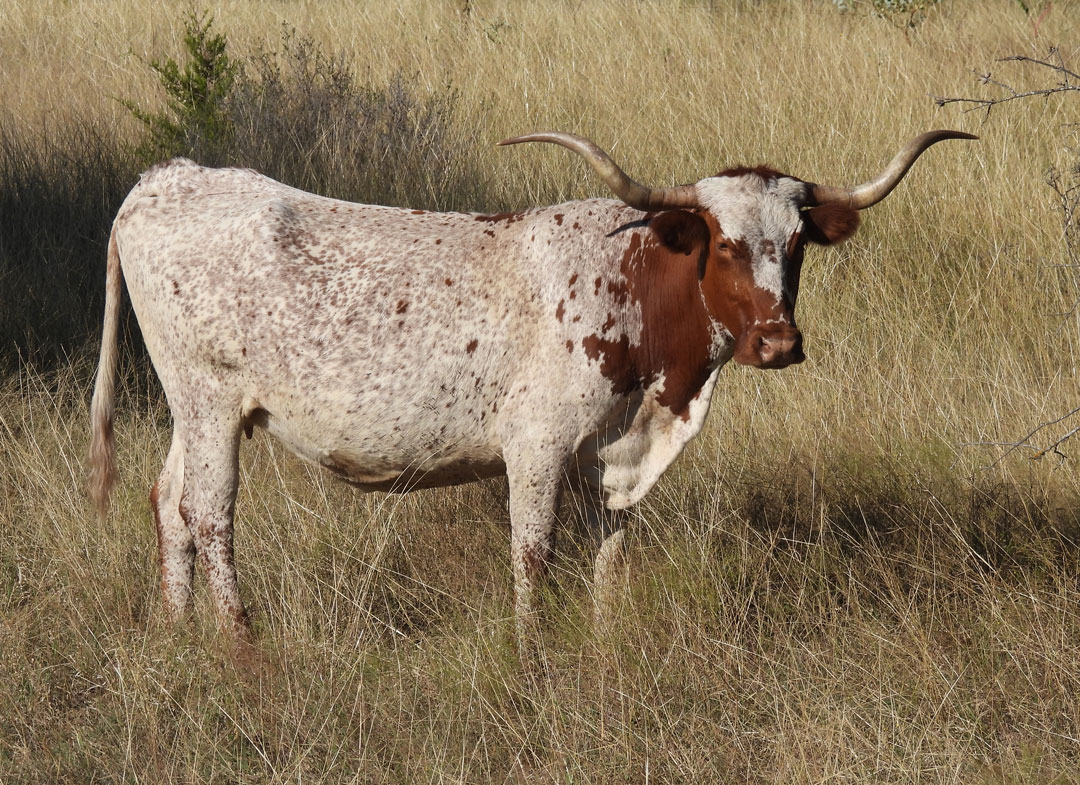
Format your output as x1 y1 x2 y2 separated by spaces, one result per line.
499 131 699 211
810 130 978 210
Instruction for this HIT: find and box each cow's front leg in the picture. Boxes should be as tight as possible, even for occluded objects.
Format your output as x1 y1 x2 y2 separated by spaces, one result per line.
504 445 566 655
569 465 631 633
585 503 629 634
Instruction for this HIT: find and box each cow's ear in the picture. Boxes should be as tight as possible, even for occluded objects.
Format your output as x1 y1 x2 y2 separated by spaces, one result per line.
648 210 709 256
804 204 860 246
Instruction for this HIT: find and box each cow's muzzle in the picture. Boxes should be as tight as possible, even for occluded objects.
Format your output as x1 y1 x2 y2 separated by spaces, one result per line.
734 324 804 369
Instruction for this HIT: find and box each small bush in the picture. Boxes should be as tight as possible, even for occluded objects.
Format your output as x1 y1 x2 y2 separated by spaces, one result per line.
125 16 491 210
125 12 238 167
226 27 489 210
831 0 944 30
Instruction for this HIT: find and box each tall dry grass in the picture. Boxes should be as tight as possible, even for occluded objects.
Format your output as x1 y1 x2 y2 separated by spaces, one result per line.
3 0 1080 782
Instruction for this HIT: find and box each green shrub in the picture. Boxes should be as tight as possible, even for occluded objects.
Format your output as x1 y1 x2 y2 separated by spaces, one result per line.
125 12 238 166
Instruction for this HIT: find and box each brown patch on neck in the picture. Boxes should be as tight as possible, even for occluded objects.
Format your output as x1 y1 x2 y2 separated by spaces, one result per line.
626 229 716 417
584 225 717 419
582 333 636 395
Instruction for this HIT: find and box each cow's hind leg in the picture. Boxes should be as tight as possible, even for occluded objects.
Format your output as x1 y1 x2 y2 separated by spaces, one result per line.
152 433 195 619
176 411 247 636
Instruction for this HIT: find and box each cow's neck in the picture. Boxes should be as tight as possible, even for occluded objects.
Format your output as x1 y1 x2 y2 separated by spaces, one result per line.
622 230 728 420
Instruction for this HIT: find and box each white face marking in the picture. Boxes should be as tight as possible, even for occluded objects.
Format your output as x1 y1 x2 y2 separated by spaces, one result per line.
695 174 808 305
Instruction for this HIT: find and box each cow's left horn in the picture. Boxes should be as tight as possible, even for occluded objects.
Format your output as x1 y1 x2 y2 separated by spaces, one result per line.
810 130 978 210
499 131 699 211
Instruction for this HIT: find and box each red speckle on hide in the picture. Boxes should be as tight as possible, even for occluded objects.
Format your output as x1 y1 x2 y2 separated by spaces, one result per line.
466 339 478 353
554 214 564 225
569 273 578 286
555 300 565 322
396 300 408 314
445 278 453 286
566 340 574 353
475 211 525 224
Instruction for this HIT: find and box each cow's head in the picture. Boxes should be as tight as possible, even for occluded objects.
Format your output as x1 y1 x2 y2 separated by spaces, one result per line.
500 130 975 370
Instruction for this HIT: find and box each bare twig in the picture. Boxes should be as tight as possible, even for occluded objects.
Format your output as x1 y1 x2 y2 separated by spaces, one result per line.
1032 424 1080 460
930 48 1080 115
966 405 1080 468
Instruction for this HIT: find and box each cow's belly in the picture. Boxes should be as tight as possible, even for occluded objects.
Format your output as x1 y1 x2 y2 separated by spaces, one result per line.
256 405 506 493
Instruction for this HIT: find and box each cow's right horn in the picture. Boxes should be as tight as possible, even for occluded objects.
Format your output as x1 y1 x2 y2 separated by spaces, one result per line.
499 131 699 211
810 130 978 210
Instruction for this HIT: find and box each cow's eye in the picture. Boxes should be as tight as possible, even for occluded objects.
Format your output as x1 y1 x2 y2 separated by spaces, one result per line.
716 241 730 252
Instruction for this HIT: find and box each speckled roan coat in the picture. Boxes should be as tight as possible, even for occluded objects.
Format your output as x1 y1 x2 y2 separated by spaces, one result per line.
88 154 863 641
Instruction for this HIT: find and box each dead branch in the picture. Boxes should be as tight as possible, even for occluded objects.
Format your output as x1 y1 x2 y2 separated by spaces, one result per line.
930 48 1080 115
966 405 1080 468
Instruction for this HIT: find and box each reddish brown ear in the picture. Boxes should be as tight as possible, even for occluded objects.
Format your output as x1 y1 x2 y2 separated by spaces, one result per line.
648 210 709 256
804 204 860 246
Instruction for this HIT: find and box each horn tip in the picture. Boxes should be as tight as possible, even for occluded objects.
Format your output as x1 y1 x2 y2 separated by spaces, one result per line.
498 133 547 147
932 130 979 141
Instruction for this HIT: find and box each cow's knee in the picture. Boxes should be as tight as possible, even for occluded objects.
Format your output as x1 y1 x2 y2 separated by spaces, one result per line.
511 528 554 629
581 502 629 633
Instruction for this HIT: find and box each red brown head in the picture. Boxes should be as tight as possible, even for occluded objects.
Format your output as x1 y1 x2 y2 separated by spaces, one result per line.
499 130 976 370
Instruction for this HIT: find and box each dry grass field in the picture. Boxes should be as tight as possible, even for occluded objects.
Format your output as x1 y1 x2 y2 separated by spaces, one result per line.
3 0 1080 781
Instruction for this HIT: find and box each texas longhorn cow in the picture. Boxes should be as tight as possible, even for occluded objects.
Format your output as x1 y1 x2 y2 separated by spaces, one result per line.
89 130 974 642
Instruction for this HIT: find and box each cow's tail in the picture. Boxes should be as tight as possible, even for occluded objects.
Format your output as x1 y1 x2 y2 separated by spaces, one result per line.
88 223 123 519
